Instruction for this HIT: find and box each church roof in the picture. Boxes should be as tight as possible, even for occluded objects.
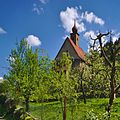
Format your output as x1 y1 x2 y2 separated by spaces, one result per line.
55 37 85 61
68 38 85 60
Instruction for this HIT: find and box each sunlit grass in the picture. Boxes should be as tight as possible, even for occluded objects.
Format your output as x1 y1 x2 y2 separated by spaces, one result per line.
30 98 120 120
1 98 120 119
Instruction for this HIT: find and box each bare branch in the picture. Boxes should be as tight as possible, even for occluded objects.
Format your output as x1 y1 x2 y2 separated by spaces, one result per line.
91 31 112 67
90 35 97 50
99 32 112 67
90 35 97 41
97 32 110 39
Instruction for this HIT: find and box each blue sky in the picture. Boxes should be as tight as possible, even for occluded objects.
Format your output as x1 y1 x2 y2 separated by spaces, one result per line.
0 0 120 78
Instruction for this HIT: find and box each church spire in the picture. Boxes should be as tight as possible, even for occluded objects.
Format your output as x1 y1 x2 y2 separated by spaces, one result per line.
70 20 79 46
72 20 78 34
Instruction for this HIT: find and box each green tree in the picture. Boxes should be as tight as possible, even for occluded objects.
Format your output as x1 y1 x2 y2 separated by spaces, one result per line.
90 32 120 118
72 63 88 103
5 39 40 112
32 56 53 120
86 50 110 98
52 52 78 120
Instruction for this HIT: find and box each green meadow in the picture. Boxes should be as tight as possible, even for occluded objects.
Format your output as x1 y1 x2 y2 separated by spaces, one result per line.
29 98 120 120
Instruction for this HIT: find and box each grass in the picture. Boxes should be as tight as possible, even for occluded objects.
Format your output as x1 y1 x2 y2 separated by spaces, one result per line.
30 98 120 120
1 98 120 120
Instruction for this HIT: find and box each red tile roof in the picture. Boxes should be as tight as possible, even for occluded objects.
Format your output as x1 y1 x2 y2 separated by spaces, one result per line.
69 38 86 60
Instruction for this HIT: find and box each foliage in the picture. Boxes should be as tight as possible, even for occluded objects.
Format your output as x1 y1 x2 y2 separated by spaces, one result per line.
52 52 78 99
0 80 8 94
4 39 40 111
89 33 120 117
86 50 110 98
51 52 78 120
32 56 53 102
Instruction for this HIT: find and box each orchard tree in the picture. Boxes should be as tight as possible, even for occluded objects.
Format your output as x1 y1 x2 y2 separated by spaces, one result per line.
72 63 88 104
52 52 78 120
90 32 120 118
4 39 40 112
30 56 53 120
33 56 52 101
86 50 110 98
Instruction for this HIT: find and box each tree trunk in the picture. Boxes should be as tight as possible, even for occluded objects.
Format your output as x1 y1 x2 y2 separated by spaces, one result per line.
63 96 67 120
81 80 86 104
107 86 114 118
107 66 116 118
25 96 29 112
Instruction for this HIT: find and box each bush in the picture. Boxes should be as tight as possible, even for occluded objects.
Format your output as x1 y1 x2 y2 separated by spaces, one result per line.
4 98 16 115
14 107 24 120
0 94 7 105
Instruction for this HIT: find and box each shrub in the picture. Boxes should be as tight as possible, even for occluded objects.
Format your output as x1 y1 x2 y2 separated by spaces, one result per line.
14 107 24 120
0 94 7 105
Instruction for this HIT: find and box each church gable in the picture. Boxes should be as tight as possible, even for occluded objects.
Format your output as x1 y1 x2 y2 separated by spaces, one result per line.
55 37 80 60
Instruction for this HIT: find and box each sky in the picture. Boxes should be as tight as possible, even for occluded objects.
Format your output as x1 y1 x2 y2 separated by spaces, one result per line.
0 0 120 78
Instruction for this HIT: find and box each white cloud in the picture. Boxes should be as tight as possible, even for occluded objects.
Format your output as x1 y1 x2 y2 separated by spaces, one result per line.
32 3 44 15
0 27 7 34
84 30 99 51
39 0 48 4
60 6 105 33
26 35 41 46
60 7 86 33
111 31 120 43
84 30 97 47
0 77 3 80
112 36 118 43
83 11 105 25
77 22 86 33
84 31 110 52
84 30 96 40
79 5 82 10
33 7 40 15
62 34 69 40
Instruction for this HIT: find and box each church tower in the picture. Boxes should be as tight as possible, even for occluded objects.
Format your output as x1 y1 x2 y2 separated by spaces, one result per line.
55 21 85 67
70 21 79 46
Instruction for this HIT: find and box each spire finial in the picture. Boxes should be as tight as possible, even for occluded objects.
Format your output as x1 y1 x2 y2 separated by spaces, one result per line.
72 19 77 33
74 19 76 27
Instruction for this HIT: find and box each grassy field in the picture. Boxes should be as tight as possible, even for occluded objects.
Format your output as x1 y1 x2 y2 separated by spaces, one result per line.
1 98 120 120
30 98 120 120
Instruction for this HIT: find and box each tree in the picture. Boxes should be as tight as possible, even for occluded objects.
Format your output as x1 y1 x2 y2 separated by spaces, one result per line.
86 50 110 98
35 57 52 99
72 63 88 104
90 32 120 118
52 52 78 120
4 39 40 112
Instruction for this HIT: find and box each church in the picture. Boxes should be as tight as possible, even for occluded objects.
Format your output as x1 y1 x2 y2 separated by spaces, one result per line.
55 22 86 67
